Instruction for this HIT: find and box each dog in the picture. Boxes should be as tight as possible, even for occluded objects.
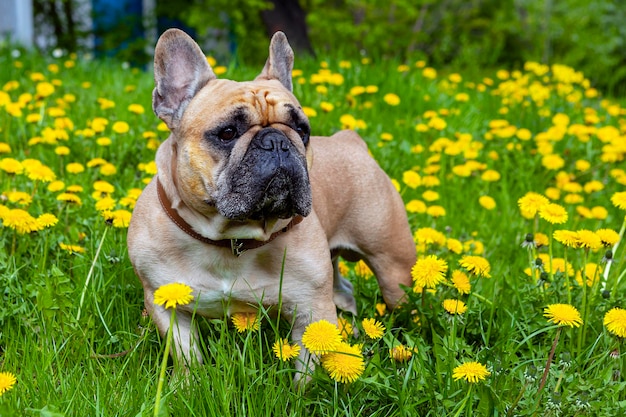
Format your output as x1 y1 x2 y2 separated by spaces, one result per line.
127 28 416 380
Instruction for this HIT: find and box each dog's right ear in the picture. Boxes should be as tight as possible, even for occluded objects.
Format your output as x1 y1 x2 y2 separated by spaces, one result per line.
152 29 216 130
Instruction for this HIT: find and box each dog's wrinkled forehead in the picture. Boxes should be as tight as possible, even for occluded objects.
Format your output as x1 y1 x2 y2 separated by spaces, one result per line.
182 79 306 129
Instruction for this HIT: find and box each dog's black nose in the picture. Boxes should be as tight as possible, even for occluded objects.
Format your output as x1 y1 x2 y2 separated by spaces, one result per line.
255 128 290 152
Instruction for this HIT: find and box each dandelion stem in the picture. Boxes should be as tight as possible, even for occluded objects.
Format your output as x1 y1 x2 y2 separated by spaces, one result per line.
603 216 625 288
76 225 108 321
154 308 175 417
577 249 589 355
534 326 561 415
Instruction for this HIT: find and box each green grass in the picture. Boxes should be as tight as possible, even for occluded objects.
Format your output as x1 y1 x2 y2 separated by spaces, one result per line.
0 44 625 416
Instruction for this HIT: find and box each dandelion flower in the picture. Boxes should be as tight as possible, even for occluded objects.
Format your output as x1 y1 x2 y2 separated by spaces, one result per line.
110 209 132 228
301 320 342 355
0 371 17 396
354 260 373 279
539 203 568 224
442 299 468 315
389 344 414 362
402 170 421 189
411 255 448 288
451 270 471 294
0 158 24 175
479 195 496 210
272 338 301 361
112 121 130 134
361 318 385 339
383 93 401 106
320 342 365 383
459 255 491 278
575 229 602 251
544 304 583 327
603 307 626 338
611 191 626 210
375 303 387 317
453 361 491 383
153 282 194 309
553 230 578 248
37 213 58 228
59 242 86 254
596 229 619 247
231 312 259 332
2 209 40 234
414 227 446 246
66 162 85 174
518 192 549 219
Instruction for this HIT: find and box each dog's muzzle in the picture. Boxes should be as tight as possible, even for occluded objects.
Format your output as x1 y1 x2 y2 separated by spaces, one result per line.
216 128 312 221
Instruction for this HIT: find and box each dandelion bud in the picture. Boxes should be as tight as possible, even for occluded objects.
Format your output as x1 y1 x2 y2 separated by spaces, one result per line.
534 257 543 267
605 250 613 261
540 272 549 282
525 233 534 243
602 290 611 299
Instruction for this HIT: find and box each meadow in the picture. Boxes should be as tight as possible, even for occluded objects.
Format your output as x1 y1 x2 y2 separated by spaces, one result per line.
0 40 625 417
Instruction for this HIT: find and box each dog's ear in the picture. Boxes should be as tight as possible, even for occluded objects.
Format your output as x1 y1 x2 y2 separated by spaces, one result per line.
255 31 294 92
152 29 216 129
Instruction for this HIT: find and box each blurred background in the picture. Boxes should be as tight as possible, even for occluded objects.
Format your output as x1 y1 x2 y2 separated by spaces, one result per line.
1 0 625 94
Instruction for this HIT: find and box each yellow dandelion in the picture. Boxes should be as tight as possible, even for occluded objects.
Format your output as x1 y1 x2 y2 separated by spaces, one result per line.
459 255 491 278
153 282 194 309
442 299 468 315
0 158 23 175
2 209 40 234
544 303 583 327
383 93 401 106
426 205 446 218
479 195 496 210
59 242 86 254
452 361 491 383
451 270 471 294
110 209 132 228
231 312 260 332
26 162 56 182
0 371 17 396
611 191 626 210
534 232 549 248
411 255 448 289
320 342 364 384
302 320 342 355
518 192 549 219
272 338 301 361
603 307 626 338
37 213 58 228
402 170 421 189
414 227 446 246
596 229 619 247
538 203 568 224
128 103 145 114
389 344 414 362
375 303 387 317
361 318 385 339
112 121 130 134
553 230 578 248
354 260 373 279
575 229 603 251
66 162 85 174
57 193 82 205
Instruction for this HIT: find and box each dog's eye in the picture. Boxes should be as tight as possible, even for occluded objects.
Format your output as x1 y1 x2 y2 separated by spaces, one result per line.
295 124 310 144
218 126 237 141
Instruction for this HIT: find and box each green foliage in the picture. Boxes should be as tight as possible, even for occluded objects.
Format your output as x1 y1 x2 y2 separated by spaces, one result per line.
1 38 626 415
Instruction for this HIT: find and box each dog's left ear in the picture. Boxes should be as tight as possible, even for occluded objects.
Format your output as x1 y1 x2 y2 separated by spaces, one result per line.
255 31 294 92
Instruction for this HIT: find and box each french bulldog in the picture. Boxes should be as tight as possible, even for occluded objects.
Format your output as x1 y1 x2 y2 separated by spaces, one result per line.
127 28 416 381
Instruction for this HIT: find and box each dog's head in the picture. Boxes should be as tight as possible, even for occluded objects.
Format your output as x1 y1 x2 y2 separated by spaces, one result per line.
152 29 312 223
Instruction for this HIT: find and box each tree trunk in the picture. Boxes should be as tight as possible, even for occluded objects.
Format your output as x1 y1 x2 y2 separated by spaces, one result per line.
260 0 315 56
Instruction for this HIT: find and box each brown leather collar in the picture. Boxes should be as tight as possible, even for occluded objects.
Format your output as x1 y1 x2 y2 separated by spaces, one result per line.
156 177 303 256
